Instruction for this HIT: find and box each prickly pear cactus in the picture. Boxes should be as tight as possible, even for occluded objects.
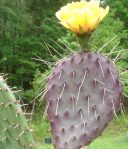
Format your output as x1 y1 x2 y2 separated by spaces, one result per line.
0 76 35 149
44 1 123 149
45 52 122 149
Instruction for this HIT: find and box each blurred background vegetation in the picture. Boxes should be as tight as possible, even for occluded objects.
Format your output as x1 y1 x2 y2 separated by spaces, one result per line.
0 0 128 148
0 0 127 105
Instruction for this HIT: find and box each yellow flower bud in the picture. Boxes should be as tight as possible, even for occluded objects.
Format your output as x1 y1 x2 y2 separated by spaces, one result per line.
56 0 109 35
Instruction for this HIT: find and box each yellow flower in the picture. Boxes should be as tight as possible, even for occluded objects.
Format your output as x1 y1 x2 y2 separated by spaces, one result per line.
56 0 109 34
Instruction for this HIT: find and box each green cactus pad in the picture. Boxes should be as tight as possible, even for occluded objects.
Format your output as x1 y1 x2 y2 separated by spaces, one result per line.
0 76 36 149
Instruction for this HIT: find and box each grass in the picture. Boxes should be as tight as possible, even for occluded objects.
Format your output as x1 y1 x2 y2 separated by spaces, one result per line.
89 134 128 149
31 114 128 149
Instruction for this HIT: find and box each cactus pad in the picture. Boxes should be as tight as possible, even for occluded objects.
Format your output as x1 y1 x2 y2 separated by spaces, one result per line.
46 52 122 149
0 76 35 149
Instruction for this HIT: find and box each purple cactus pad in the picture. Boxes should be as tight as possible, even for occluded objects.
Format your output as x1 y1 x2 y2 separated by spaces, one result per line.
45 52 122 149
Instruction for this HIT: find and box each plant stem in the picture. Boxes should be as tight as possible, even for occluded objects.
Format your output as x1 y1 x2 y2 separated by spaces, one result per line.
77 33 92 51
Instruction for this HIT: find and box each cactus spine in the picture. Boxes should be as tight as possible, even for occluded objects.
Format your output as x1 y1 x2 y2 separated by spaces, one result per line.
0 75 35 149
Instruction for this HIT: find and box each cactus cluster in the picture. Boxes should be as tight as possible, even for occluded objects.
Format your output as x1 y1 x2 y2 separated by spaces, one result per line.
0 75 35 149
0 52 123 149
0 1 123 148
45 52 122 149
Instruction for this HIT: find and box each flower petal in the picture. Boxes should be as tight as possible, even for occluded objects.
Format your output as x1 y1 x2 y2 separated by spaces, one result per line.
100 6 109 21
88 16 100 31
55 0 109 34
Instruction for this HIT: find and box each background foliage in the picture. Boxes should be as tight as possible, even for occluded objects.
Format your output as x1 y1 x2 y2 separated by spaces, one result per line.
0 0 127 106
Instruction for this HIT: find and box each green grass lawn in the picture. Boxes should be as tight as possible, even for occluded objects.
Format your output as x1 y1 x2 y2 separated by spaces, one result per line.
31 114 128 149
89 134 128 149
